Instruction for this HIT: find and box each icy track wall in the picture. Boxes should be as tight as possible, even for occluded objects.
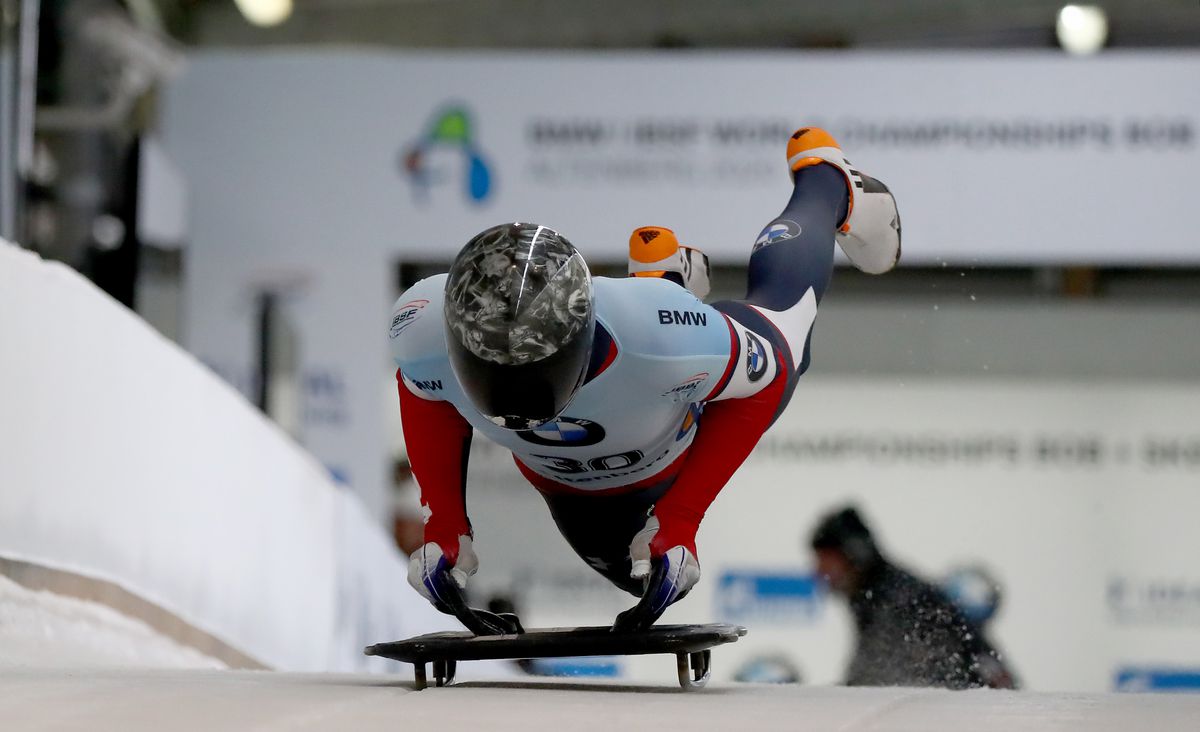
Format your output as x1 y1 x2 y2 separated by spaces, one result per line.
0 239 452 671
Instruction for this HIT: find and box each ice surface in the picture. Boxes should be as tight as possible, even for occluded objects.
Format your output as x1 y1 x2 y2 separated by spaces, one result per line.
3 577 1197 730
3 666 1200 731
0 575 224 670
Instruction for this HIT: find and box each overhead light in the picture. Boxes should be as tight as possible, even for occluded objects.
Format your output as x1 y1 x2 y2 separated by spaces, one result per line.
1056 5 1108 55
234 0 293 28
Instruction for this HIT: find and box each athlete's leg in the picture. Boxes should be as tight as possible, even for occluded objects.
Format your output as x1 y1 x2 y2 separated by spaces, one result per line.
537 484 670 597
712 161 848 415
745 162 847 309
632 135 896 594
638 163 848 567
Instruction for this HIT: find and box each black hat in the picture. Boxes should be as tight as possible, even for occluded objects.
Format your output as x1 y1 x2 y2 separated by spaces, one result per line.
810 506 881 569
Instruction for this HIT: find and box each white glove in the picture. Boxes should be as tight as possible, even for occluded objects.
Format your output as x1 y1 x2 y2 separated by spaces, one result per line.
407 534 478 607
616 515 702 631
627 516 701 596
628 515 659 581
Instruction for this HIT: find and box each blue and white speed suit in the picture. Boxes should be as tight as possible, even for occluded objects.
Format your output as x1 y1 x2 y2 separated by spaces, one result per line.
391 164 848 594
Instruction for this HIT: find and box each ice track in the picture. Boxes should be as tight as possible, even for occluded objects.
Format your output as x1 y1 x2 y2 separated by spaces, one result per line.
3 576 1197 730
4 667 1200 731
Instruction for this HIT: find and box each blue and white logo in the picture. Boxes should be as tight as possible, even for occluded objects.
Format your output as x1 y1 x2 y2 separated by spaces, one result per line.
1115 667 1200 693
745 332 768 383
753 219 802 252
942 566 1001 626
716 571 824 625
532 657 622 678
518 417 606 447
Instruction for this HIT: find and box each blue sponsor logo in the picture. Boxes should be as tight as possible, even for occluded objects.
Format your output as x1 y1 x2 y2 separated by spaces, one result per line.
716 571 824 625
1115 667 1200 693
942 566 1001 626
745 331 768 382
532 657 621 678
753 219 802 252
518 417 606 447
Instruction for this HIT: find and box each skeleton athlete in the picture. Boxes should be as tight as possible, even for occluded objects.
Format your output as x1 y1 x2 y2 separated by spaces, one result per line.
390 128 901 629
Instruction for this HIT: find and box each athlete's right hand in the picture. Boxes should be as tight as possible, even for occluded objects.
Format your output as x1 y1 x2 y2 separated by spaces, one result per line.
407 535 478 613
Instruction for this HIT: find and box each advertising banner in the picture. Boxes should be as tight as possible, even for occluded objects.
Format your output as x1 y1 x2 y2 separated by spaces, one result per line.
166 51 1200 267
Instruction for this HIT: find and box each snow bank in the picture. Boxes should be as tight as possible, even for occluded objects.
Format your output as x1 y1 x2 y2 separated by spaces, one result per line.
0 239 461 671
0 576 224 670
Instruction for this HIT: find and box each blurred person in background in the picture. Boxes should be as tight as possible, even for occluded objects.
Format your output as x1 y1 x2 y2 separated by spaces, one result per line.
393 128 901 631
809 506 1017 689
390 459 425 556
941 565 1015 688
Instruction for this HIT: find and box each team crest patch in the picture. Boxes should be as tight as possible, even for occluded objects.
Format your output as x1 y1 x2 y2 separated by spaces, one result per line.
676 403 703 441
745 332 768 382
390 299 429 338
753 219 802 252
663 372 709 403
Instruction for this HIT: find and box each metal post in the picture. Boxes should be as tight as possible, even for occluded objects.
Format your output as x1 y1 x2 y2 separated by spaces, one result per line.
255 291 276 414
0 0 38 244
1 1 20 240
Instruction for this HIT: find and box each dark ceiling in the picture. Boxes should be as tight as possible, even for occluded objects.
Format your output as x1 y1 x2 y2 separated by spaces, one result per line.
174 0 1200 49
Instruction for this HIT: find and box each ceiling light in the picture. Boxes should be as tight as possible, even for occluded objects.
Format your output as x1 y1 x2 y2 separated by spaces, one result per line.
1056 5 1108 55
234 0 293 28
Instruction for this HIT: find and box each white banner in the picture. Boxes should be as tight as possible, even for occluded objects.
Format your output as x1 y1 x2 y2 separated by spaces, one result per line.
164 51 1200 267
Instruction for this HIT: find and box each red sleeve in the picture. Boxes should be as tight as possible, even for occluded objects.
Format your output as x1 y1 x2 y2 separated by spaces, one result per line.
397 369 473 563
648 365 788 558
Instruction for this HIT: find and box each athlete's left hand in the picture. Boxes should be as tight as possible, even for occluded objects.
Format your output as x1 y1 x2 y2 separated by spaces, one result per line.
614 516 702 632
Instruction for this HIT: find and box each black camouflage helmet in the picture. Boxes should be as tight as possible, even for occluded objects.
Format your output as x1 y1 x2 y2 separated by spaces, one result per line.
444 223 594 429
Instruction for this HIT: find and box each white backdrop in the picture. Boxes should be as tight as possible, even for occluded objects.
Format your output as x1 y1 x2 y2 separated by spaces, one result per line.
159 49 1200 519
699 377 1200 692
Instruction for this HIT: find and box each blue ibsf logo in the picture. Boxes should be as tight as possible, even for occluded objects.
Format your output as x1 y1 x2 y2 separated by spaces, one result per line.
401 104 494 204
1115 667 1200 693
716 571 824 625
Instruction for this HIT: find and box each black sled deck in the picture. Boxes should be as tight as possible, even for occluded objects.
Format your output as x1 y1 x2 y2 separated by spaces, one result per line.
365 623 747 691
